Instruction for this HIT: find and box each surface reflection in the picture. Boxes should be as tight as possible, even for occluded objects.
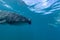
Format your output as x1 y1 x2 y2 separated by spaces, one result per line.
23 0 59 15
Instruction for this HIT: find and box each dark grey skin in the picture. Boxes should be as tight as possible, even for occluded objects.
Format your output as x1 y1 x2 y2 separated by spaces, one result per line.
0 10 31 24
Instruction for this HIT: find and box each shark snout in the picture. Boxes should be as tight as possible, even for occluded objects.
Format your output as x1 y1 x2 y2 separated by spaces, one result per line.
21 18 31 24
26 18 31 24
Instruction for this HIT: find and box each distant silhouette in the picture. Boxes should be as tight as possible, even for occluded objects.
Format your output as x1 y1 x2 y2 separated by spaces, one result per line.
0 10 31 24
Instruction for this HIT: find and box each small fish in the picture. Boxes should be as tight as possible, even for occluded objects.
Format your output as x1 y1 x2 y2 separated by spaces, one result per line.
0 10 31 24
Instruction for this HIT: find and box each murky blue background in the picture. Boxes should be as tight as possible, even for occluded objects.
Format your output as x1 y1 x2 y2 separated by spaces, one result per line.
0 0 60 40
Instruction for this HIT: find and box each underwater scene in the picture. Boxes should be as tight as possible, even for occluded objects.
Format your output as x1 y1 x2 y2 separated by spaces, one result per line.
0 0 60 40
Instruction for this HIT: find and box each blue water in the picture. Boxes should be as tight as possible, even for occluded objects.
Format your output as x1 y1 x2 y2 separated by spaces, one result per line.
0 0 60 40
